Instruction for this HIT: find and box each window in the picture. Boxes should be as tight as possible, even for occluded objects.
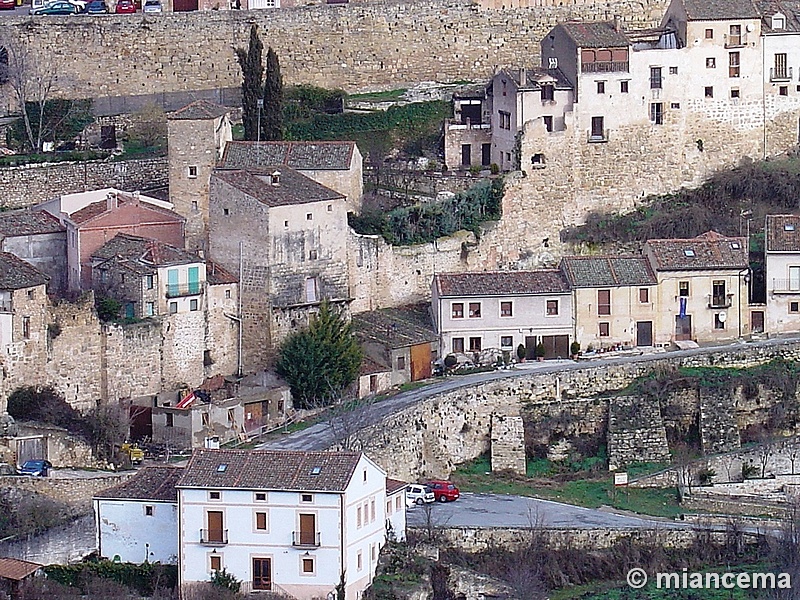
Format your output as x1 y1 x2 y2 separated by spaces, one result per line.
590 116 605 140
255 511 268 531
679 281 690 297
728 24 741 46
705 28 713 39
650 102 663 125
531 153 545 167
301 493 313 503
22 317 30 339
705 86 714 98
357 551 363 571
192 201 198 211
500 301 513 317
774 53 788 80
500 336 513 348
729 51 740 77
597 290 611 315
386 500 392 515
225 289 231 299
596 80 605 94
223 208 229 216
620 80 629 93
671 102 681 109
773 14 786 29
255 492 267 501
396 356 405 371
790 302 799 313
188 166 198 178
546 300 559 316
669 66 678 75
306 213 313 221
650 67 662 89
301 557 315 574
146 302 155 317
145 505 154 516
452 338 464 353
468 337 482 352
169 302 177 314
327 204 333 212
461 144 471 167
541 84 554 101
712 280 727 307
714 313 726 329
780 86 789 96
639 288 649 303
357 506 362 528
146 275 154 289
202 412 210 427
790 266 800 291
284 220 289 228
165 413 174 428
209 491 221 500
731 88 740 98
395 496 401 511
706 57 716 68
451 303 464 319
309 250 318 260
190 299 199 311
304 277 318 303
468 302 481 318
498 111 511 129
371 498 376 522
210 555 221 572
599 322 610 337
543 115 553 132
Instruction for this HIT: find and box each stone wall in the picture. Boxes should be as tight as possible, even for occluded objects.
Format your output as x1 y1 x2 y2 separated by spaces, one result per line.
1 0 669 100
607 395 670 470
489 413 526 475
0 472 131 505
0 157 168 211
0 514 95 565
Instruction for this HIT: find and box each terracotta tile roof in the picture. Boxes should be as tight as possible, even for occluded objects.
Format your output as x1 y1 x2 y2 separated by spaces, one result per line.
212 167 344 207
503 67 573 89
207 260 238 285
765 214 800 251
352 305 437 349
168 99 229 120
69 196 183 226
177 449 364 493
95 466 183 502
92 233 202 267
220 141 356 171
759 0 800 32
0 558 42 581
555 21 630 48
386 477 408 495
435 270 570 297
561 256 656 288
645 231 748 270
0 210 64 237
0 252 49 290
681 0 760 20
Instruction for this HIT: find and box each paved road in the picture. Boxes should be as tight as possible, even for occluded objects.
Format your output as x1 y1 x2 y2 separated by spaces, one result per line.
406 492 682 529
262 335 800 452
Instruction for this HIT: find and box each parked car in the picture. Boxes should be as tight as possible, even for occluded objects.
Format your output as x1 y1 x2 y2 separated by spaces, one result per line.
85 1 109 12
142 0 161 12
0 0 16 11
18 460 52 477
0 463 16 476
114 0 135 12
406 483 435 506
425 480 460 502
30 1 79 13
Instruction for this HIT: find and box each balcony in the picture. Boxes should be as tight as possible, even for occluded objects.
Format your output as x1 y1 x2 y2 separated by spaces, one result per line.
292 531 320 547
707 294 733 309
770 66 793 82
200 529 228 545
166 283 202 298
723 33 747 48
587 130 610 143
446 118 491 131
581 61 629 73
771 279 800 294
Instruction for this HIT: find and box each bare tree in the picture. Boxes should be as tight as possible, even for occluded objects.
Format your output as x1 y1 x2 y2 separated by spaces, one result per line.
320 392 379 452
784 437 800 475
756 433 776 478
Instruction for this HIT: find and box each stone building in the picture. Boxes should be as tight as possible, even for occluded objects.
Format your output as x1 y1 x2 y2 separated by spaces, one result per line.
208 166 350 370
0 210 66 293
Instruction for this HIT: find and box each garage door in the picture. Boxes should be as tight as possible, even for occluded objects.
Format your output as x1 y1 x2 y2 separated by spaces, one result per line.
172 0 197 11
541 335 570 360
410 343 432 381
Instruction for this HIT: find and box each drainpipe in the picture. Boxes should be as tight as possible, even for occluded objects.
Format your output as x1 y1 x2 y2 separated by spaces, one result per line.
238 241 243 377
762 35 768 159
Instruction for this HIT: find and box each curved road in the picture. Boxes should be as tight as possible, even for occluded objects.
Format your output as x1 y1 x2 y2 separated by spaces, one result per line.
262 335 800 452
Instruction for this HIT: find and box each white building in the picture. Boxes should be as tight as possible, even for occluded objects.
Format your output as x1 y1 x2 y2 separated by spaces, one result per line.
765 214 800 334
94 466 183 565
177 448 398 600
385 479 407 543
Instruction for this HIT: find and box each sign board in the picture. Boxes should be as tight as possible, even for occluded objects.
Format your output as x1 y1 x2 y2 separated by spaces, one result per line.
614 472 629 486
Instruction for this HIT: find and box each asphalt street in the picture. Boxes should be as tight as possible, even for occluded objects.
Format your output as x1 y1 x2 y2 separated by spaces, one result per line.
405 492 681 529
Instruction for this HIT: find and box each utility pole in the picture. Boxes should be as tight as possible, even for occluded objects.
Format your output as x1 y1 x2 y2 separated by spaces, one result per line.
257 98 263 144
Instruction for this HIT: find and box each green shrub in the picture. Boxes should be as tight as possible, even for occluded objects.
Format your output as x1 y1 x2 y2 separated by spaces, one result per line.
211 568 241 593
535 343 546 358
516 344 526 361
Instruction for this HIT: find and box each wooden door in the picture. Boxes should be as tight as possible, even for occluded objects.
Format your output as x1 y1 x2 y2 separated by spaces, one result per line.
410 343 432 381
541 335 569 359
207 511 223 542
299 513 316 545
751 310 764 333
636 321 653 347
252 558 271 590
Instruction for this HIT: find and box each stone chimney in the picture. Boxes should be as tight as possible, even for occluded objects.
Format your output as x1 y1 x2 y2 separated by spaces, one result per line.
106 192 118 212
613 14 622 32
519 68 527 87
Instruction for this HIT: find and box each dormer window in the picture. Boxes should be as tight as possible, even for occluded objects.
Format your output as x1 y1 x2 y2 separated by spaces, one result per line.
786 224 796 232
731 241 741 249
684 249 696 257
772 13 786 30
270 170 281 185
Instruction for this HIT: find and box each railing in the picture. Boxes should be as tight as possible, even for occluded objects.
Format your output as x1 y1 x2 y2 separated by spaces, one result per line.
708 299 733 309
724 33 746 48
771 279 800 293
166 283 202 298
445 118 491 131
581 61 628 73
587 129 610 143
200 529 228 545
770 66 793 82
292 531 321 547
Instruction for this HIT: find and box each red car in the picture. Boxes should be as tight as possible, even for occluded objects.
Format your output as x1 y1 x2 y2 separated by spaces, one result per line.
0 0 16 10
115 0 135 12
425 480 460 502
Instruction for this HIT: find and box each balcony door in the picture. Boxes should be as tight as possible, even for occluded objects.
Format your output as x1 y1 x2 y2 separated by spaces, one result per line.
252 558 272 591
299 513 316 545
675 315 692 341
207 511 224 543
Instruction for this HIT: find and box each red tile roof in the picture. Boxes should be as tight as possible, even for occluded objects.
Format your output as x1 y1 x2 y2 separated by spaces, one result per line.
645 231 748 270
0 558 42 581
212 167 344 208
766 214 800 252
207 261 238 285
221 141 356 171
69 196 183 226
0 210 64 237
386 478 408 495
95 466 183 502
561 256 656 287
0 252 49 290
435 270 570 297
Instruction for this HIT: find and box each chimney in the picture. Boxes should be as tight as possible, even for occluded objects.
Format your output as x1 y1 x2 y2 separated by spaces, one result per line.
613 14 622 32
131 191 140 206
519 68 527 87
106 193 118 212
270 170 281 186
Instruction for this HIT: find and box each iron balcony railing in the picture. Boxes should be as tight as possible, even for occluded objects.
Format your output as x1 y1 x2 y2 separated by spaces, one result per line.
200 529 228 545
292 531 321 547
771 279 800 293
581 61 629 73
166 282 202 298
770 66 793 82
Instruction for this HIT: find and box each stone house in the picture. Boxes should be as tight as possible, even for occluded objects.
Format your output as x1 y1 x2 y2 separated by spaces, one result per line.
644 231 750 344
764 214 800 334
177 448 394 600
151 395 246 449
235 371 293 434
560 256 658 351
352 305 438 391
94 465 183 565
0 210 66 293
208 166 350 370
58 191 185 292
444 83 493 170
431 270 573 359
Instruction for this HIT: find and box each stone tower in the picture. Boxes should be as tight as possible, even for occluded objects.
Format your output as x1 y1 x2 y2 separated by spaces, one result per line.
167 100 232 253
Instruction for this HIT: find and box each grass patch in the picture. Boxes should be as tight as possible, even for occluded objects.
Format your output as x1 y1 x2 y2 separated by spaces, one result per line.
347 88 407 102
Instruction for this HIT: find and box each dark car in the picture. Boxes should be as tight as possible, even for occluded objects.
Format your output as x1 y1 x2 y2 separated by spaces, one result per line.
18 459 52 477
425 480 460 502
114 0 135 12
85 0 109 12
31 1 79 13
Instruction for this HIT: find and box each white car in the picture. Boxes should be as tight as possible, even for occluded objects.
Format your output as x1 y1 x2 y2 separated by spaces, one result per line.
142 0 161 11
406 484 435 506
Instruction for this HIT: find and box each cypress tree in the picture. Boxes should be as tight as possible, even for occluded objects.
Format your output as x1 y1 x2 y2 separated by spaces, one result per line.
262 46 284 141
234 25 264 141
